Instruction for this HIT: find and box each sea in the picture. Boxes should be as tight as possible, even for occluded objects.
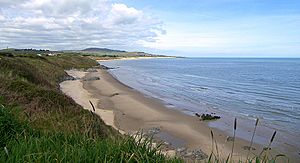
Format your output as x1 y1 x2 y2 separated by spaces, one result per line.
100 58 300 154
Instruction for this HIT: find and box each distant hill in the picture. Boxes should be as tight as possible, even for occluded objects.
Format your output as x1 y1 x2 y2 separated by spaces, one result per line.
82 48 126 53
80 47 167 57
1 47 174 58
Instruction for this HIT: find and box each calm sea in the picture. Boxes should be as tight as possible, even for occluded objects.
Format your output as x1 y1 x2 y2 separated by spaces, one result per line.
101 58 300 152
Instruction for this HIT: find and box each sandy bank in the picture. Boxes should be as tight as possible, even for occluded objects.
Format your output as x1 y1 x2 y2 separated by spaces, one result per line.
59 70 124 134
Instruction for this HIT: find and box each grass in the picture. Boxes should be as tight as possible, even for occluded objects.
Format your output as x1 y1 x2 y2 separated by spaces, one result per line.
0 104 180 162
207 118 289 163
0 53 181 162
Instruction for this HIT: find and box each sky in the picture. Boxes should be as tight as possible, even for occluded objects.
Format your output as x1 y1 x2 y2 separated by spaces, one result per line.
0 0 299 57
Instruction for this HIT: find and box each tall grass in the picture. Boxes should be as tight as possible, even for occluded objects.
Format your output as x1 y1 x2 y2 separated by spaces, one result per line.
0 99 181 162
207 117 288 163
246 118 259 160
229 118 237 162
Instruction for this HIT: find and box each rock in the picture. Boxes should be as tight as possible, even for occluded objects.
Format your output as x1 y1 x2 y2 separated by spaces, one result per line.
85 68 98 72
163 150 176 157
59 75 77 82
195 113 201 117
184 151 193 157
176 147 186 153
100 65 116 70
64 76 76 80
147 127 161 135
192 149 208 160
200 113 221 121
178 148 208 160
109 93 119 97
82 77 100 81
263 147 271 150
243 146 256 150
226 136 234 142
163 141 170 146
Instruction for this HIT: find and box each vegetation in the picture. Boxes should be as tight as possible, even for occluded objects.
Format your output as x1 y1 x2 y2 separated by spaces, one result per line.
0 104 181 162
0 53 181 162
207 118 288 163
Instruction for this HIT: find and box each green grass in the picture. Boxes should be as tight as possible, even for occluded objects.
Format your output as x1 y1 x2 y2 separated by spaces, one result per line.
0 104 179 162
207 119 289 163
0 53 181 162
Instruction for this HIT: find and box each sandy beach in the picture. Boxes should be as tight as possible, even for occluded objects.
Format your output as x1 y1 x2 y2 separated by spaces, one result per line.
59 66 273 161
95 56 177 62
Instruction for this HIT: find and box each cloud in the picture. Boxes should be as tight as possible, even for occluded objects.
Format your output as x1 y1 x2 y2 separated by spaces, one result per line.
0 0 164 50
108 3 142 25
0 0 27 6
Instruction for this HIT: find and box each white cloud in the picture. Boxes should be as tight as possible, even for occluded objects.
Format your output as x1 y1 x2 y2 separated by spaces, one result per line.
108 3 142 25
0 0 164 50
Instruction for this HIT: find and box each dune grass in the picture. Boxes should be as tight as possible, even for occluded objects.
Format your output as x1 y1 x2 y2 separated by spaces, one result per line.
0 104 180 162
207 118 289 163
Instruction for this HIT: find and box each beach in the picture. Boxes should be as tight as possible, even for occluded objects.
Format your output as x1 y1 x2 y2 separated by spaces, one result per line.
94 56 177 62
59 66 268 161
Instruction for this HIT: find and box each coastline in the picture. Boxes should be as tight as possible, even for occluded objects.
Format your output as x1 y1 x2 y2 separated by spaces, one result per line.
95 56 178 62
60 67 268 161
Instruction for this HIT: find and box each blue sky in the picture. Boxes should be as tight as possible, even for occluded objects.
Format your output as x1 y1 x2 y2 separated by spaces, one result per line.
0 0 299 57
115 0 300 57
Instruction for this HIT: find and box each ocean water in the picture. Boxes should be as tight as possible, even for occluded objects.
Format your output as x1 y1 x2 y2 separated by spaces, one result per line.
101 58 300 152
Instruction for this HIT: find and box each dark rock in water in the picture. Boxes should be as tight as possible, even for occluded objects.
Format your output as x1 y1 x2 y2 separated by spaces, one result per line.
195 113 201 117
263 147 272 150
199 113 221 121
82 77 100 81
243 146 256 150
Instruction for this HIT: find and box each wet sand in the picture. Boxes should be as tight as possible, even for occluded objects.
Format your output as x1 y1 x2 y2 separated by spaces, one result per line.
60 67 294 162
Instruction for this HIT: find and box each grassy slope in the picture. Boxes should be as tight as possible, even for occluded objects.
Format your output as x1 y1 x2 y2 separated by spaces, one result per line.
0 53 181 162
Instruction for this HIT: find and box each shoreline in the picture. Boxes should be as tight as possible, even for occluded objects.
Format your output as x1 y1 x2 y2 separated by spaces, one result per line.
60 67 269 161
100 58 299 162
95 56 178 62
